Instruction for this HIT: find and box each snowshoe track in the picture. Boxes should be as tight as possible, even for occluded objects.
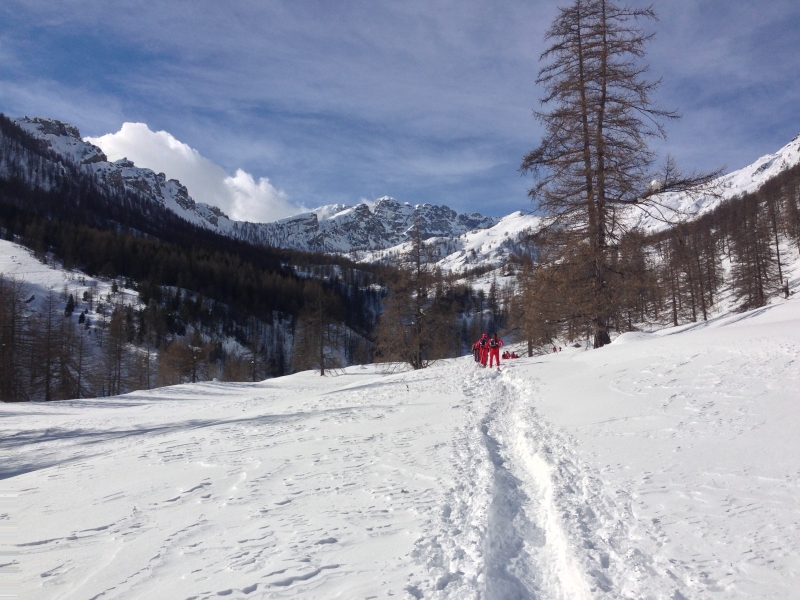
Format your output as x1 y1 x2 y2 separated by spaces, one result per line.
413 361 701 599
498 367 701 600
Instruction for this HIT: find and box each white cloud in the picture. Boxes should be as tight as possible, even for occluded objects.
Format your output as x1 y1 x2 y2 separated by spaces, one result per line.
86 123 304 222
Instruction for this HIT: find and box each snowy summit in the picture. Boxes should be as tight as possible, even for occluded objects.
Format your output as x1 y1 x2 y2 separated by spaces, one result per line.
6 118 502 255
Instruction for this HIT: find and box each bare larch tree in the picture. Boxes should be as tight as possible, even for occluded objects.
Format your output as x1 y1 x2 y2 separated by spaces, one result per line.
521 0 718 347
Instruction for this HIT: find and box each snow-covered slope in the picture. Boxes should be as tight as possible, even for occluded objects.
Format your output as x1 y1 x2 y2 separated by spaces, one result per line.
6 293 800 598
12 117 230 232
636 133 800 231
0 238 137 314
353 210 541 273
7 117 499 253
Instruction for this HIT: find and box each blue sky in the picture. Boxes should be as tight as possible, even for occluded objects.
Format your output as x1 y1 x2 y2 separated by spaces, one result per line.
1 0 799 220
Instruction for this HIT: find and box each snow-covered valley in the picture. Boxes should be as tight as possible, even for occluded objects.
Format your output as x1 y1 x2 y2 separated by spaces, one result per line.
4 293 800 599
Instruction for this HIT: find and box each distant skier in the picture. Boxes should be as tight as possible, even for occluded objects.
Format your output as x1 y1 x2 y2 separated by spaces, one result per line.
488 333 504 368
472 339 481 363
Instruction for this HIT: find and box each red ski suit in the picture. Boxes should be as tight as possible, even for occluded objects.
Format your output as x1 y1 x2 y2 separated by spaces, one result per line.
488 338 504 367
476 338 489 366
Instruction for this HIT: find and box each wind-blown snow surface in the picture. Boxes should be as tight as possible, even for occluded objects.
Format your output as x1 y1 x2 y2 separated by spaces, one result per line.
5 298 800 599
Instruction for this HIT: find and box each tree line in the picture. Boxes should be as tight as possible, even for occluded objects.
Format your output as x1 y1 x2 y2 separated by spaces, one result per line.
372 223 513 370
0 112 498 392
511 162 800 351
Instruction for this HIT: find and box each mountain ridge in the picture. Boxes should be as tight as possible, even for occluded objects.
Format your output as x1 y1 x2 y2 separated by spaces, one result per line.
7 115 800 274
634 132 800 231
10 116 500 253
368 132 800 273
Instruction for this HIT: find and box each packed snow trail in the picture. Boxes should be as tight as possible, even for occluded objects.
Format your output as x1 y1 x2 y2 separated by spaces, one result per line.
4 295 800 598
422 364 691 600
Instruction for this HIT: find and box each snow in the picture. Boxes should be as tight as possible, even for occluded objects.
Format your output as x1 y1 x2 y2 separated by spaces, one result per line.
0 239 137 312
434 212 540 273
636 133 800 231
354 211 541 274
5 288 800 598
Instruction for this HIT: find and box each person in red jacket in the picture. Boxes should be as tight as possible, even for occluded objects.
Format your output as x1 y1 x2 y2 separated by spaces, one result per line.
476 333 489 366
488 333 504 367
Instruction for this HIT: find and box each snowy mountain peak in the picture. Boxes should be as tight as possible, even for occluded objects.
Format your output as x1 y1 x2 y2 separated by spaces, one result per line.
16 116 108 165
636 132 800 231
310 203 353 221
4 116 503 255
23 116 82 140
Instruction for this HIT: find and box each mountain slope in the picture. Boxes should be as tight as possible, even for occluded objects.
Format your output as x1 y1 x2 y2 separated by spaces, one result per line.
0 115 388 385
363 134 800 274
10 116 240 231
228 196 499 252
9 114 800 273
9 116 499 253
636 133 800 231
353 210 542 273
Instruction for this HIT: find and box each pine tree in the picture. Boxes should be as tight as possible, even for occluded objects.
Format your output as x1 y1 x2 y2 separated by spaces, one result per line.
158 338 193 386
729 195 782 310
290 282 343 376
31 289 61 401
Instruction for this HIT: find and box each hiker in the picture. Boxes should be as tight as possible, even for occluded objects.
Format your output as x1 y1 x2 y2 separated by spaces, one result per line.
488 333 504 367
476 333 490 366
472 339 481 363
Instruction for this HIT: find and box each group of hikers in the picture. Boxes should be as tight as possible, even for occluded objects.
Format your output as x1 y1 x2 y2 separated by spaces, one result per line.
472 333 515 368
471 333 564 366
